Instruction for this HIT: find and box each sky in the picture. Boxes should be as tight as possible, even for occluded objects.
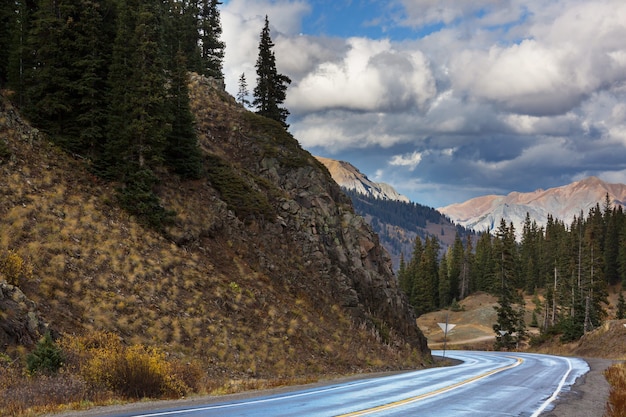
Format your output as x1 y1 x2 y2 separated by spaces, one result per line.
219 0 626 209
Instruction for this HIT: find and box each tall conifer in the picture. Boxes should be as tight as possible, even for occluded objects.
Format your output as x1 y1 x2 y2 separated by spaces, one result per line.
253 15 291 129
105 0 169 176
199 0 224 79
165 50 203 179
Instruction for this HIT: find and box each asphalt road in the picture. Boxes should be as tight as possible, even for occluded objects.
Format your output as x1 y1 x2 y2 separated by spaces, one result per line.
91 350 589 417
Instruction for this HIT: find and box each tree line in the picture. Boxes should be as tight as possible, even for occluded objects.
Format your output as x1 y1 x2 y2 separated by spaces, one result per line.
399 195 626 348
0 0 291 227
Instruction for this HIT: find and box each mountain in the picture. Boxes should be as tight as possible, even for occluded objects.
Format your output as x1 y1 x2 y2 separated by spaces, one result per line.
0 75 430 385
315 156 410 202
439 176 626 234
315 156 472 269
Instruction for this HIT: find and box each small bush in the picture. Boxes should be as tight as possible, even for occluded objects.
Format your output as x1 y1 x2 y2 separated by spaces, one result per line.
0 373 88 416
117 168 176 230
0 249 33 286
204 153 274 222
26 332 64 375
83 341 190 399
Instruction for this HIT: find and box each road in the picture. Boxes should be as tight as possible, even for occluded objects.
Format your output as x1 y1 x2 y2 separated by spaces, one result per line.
94 351 590 417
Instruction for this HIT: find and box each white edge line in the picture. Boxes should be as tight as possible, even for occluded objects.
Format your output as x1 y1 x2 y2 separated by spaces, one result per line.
529 357 574 417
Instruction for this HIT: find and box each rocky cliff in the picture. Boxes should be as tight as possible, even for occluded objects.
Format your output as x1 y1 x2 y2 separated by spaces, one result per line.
0 76 430 376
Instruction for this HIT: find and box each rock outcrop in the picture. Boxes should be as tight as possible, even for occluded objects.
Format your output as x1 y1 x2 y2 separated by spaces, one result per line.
186 74 428 351
0 282 49 348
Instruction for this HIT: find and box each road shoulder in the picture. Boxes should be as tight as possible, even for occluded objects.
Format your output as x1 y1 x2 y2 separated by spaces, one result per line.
542 357 615 417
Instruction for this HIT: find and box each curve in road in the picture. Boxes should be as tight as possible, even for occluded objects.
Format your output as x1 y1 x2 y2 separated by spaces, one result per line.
103 351 589 417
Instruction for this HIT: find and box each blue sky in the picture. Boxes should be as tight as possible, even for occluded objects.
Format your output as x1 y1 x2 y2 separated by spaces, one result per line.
220 0 626 208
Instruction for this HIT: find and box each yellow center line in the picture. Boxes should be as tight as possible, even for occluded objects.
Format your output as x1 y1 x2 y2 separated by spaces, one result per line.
336 356 523 417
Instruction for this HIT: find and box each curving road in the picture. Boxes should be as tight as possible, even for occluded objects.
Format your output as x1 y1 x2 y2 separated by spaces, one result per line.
104 351 589 417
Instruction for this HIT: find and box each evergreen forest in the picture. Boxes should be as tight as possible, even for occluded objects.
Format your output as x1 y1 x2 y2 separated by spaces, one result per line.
399 196 626 346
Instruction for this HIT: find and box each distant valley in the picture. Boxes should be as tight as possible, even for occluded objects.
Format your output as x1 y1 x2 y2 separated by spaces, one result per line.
317 155 626 260
315 156 472 268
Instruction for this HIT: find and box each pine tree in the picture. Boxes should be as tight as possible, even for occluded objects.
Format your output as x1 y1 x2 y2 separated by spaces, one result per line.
460 234 473 298
163 0 202 74
237 72 250 106
103 0 174 228
165 50 203 179
21 0 113 154
618 206 626 286
493 220 526 350
26 332 64 375
199 0 225 79
438 251 450 308
253 15 291 129
104 0 169 176
6 0 36 106
411 236 439 316
398 252 410 295
22 0 73 141
474 231 494 292
0 0 15 87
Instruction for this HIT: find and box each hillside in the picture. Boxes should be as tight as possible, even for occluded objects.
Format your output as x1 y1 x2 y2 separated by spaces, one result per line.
418 291 626 359
0 75 430 391
342 189 473 270
439 176 626 234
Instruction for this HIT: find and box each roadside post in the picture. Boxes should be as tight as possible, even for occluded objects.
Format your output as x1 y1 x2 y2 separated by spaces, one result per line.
437 312 456 359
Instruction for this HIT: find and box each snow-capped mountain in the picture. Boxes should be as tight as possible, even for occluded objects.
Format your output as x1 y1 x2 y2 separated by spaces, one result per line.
315 156 409 202
438 176 626 233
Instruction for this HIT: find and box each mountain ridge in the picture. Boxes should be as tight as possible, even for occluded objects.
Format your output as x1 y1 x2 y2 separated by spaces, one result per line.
439 176 626 233
315 156 410 203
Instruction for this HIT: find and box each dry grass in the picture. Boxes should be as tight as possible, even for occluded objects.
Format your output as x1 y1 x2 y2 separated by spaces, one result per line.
0 84 431 415
605 363 626 417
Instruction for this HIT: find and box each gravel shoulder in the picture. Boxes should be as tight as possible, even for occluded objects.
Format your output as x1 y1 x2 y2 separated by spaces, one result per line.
542 357 616 417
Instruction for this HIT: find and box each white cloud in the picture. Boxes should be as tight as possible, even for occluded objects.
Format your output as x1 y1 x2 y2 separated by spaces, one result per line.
286 38 436 113
221 0 626 206
448 0 626 116
389 151 425 170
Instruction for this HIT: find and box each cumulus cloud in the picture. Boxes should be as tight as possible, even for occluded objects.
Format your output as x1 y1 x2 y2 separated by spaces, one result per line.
448 0 626 116
221 0 626 206
389 151 425 170
286 38 436 113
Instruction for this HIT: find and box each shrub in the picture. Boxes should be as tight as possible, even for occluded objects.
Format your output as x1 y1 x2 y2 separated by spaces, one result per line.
0 373 88 416
26 332 64 375
84 343 189 399
0 249 33 286
204 153 274 222
117 168 176 230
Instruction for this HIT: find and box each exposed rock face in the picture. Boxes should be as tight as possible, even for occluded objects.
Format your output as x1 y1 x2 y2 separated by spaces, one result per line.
273 163 427 349
187 74 428 351
0 282 49 348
